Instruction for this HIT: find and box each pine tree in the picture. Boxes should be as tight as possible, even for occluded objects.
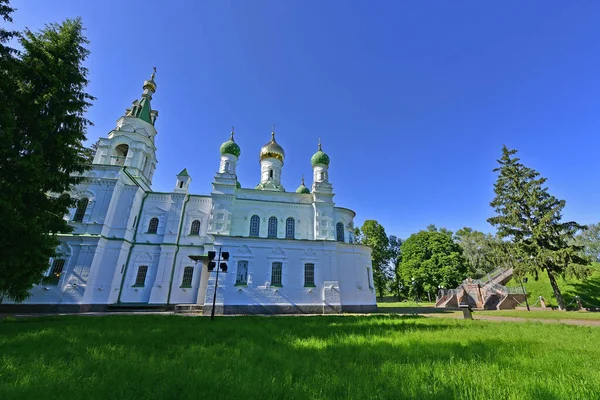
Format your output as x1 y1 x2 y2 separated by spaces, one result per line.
0 8 94 302
487 146 590 310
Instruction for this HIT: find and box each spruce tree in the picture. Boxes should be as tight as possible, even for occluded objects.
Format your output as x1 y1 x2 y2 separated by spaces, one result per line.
487 146 590 310
0 7 93 302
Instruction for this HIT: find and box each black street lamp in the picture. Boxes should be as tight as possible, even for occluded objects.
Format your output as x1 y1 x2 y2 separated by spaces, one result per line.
207 248 229 320
520 277 530 311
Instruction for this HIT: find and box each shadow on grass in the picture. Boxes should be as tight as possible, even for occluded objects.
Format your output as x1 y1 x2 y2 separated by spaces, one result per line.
374 306 457 315
563 271 600 308
1 314 599 399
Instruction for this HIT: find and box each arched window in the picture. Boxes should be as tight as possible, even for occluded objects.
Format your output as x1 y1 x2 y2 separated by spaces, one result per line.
269 169 274 179
148 218 159 234
320 171 325 181
249 215 260 237
271 262 282 286
113 144 129 166
268 216 278 238
181 266 194 288
336 222 345 242
236 261 248 285
190 220 201 235
285 217 295 239
73 198 89 222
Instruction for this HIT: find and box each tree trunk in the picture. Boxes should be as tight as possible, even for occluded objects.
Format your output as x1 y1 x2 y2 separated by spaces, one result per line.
546 269 566 310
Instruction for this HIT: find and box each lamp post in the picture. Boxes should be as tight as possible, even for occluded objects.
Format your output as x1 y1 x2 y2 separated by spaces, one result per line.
520 277 530 311
207 248 229 320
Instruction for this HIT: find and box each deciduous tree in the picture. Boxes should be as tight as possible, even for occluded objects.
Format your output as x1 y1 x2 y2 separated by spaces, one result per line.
399 229 469 300
355 220 392 299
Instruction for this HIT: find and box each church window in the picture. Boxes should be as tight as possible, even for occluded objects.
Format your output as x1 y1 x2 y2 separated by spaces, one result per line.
269 169 273 179
148 218 159 234
133 265 148 287
271 262 282 286
249 215 260 237
268 216 278 238
190 220 201 235
179 181 184 188
320 171 325 181
336 222 345 242
304 263 315 287
73 198 89 222
367 267 373 289
113 144 129 166
236 261 248 285
285 217 295 239
181 267 194 288
45 259 65 285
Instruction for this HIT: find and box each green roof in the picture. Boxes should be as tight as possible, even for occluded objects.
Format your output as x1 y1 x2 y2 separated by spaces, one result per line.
136 97 153 124
178 168 190 177
311 150 330 167
296 184 310 194
220 139 241 157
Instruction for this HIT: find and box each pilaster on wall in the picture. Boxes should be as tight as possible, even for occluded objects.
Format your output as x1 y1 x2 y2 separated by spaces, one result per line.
323 281 341 313
148 246 177 304
202 271 227 315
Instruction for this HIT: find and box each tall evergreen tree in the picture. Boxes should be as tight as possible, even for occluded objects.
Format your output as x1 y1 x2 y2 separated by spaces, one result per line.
487 146 590 310
355 220 392 299
0 8 93 302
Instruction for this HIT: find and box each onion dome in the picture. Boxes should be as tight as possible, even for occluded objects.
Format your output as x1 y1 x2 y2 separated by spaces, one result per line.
296 175 310 194
143 67 157 93
259 129 285 164
236 180 241 189
310 139 330 167
220 127 241 157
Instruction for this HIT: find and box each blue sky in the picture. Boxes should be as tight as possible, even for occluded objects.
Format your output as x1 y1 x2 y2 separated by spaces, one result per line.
10 0 600 239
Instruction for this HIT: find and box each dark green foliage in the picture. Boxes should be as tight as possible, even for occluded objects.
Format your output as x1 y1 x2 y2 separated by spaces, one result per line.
0 7 93 302
355 220 391 298
454 227 503 276
399 229 469 299
487 146 590 310
387 235 403 299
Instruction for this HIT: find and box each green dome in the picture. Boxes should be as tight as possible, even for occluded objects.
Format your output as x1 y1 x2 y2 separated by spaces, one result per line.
220 129 241 157
295 176 310 194
296 184 310 194
236 181 241 189
311 141 330 167
311 150 330 167
220 139 241 157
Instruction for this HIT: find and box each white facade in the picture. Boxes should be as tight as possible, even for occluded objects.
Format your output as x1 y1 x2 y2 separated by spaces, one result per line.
12 73 376 314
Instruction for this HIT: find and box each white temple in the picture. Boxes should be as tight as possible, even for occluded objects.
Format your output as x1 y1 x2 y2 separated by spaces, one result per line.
11 71 377 314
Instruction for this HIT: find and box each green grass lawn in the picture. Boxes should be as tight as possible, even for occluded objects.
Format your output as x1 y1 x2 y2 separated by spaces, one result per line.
475 310 600 320
507 263 600 308
2 315 600 399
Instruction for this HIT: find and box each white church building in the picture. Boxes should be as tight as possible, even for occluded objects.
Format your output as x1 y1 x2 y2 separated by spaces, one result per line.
10 71 377 314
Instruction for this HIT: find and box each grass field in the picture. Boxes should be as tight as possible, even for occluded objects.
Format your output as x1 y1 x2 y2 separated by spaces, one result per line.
2 315 600 399
507 263 600 308
475 309 600 320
